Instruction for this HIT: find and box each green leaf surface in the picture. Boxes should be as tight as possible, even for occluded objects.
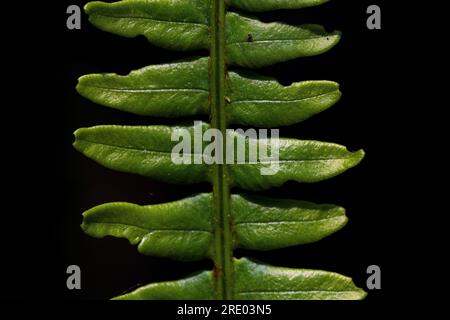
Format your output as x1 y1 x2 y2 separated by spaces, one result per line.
77 58 210 117
85 1 339 68
234 258 367 300
114 258 366 300
85 0 210 51
81 194 213 261
73 123 212 184
74 124 364 190
77 0 366 300
114 270 215 300
81 193 347 259
78 57 340 127
228 130 365 190
227 70 341 127
225 12 341 68
227 0 330 12
231 194 347 250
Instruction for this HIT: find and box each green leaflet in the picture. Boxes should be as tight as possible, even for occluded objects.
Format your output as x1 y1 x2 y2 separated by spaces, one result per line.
233 258 367 300
73 124 211 184
114 270 216 300
81 193 347 260
82 194 213 261
115 258 366 300
73 124 364 191
77 58 210 117
227 70 341 127
227 0 330 12
77 57 341 127
75 0 366 300
228 131 364 190
231 194 347 250
85 1 339 68
85 0 210 51
225 12 340 68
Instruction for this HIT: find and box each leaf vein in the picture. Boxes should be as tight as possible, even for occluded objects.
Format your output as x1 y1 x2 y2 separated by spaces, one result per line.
234 216 343 226
236 289 359 295
227 37 334 46
91 13 209 29
231 91 338 104
86 221 212 234
79 138 357 163
82 85 209 94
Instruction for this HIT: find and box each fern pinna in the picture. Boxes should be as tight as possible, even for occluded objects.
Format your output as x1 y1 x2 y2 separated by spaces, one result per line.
73 0 367 300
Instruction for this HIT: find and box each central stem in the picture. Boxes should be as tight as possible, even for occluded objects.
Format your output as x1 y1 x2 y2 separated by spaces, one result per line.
210 0 233 300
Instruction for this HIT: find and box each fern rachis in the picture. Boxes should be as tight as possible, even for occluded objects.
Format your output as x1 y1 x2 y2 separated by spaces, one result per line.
74 0 366 300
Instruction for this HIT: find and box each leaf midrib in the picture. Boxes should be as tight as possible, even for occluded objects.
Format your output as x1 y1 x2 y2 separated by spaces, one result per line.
227 37 336 46
234 216 344 226
78 138 355 166
90 12 209 28
85 221 212 234
78 137 358 162
231 91 338 104
82 85 209 94
236 289 360 295
77 138 204 155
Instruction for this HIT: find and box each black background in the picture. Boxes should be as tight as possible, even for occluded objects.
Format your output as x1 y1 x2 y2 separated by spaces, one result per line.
2 0 414 311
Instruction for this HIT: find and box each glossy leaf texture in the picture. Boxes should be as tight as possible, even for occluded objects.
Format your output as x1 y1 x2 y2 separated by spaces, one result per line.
228 130 364 190
84 1 340 68
82 194 213 261
227 0 330 12
114 270 216 300
77 58 341 127
76 0 366 300
227 70 341 127
233 258 367 300
225 12 340 68
77 58 210 117
73 123 211 184
73 124 364 191
81 193 347 260
231 194 347 250
85 0 210 51
115 258 366 300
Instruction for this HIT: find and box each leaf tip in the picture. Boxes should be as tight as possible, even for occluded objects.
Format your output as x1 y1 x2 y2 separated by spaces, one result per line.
84 1 102 15
351 282 368 300
353 149 366 164
75 74 95 98
338 208 349 227
75 80 84 96
80 206 97 236
72 128 89 152
328 30 342 46
73 128 82 141
79 221 89 234
359 288 368 300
